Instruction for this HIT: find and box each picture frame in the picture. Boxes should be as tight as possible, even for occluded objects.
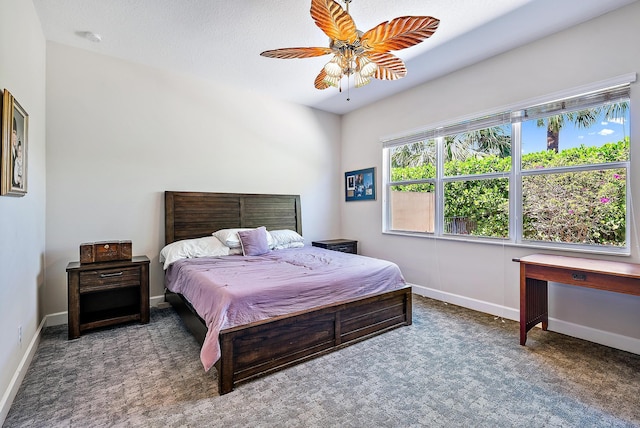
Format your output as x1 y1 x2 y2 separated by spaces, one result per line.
1 89 28 196
345 167 376 202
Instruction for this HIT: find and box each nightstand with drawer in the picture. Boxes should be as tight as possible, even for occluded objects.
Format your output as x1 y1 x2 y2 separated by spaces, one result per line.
66 255 150 339
312 239 358 254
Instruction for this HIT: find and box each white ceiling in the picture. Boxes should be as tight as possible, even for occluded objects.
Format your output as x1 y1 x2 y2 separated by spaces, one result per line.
32 0 637 115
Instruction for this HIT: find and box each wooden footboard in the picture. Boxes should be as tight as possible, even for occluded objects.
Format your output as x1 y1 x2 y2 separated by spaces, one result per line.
167 286 412 394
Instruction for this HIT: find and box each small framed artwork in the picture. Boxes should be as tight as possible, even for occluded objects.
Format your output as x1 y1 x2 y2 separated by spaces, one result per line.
1 89 28 196
345 167 376 202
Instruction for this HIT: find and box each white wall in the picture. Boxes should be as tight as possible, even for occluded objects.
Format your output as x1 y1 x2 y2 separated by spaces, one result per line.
44 43 343 316
341 3 640 351
0 0 47 420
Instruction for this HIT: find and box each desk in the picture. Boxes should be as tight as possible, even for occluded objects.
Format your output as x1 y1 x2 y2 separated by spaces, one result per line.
515 254 640 345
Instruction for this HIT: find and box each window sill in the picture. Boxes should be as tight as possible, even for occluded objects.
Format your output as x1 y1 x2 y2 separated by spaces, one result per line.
382 230 631 257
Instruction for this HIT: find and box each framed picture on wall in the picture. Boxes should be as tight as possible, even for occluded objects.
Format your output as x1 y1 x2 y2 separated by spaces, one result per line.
345 167 376 201
1 89 29 196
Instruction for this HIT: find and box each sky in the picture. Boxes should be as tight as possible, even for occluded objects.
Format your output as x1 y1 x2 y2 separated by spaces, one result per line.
521 109 630 154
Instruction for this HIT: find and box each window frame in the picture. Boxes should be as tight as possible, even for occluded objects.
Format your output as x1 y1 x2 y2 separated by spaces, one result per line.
382 75 634 255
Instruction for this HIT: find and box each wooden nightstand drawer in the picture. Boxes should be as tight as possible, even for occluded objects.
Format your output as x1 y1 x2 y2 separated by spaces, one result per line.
79 266 141 293
67 255 150 339
312 239 358 254
331 244 355 253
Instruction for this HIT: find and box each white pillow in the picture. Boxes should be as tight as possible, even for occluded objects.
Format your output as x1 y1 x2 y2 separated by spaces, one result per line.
159 236 229 269
212 228 274 249
270 229 305 249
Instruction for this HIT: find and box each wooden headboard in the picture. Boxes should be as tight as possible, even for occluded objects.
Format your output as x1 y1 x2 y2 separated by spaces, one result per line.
164 191 302 244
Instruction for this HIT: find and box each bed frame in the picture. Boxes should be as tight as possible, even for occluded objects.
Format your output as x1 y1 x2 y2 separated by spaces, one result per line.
164 191 412 394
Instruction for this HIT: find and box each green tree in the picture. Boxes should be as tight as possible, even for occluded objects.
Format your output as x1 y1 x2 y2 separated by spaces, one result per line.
537 102 628 153
445 127 511 159
391 140 435 168
391 126 511 168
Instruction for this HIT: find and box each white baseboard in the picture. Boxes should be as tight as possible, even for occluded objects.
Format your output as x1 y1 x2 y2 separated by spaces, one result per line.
149 294 166 308
45 311 67 327
548 318 640 355
0 317 45 426
45 295 167 327
410 283 640 355
411 283 520 321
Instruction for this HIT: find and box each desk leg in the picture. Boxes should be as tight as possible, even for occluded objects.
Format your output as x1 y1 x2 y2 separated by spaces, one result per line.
519 264 527 345
520 267 549 345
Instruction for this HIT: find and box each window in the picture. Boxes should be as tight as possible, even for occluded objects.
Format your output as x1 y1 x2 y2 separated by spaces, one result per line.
388 140 436 233
383 82 631 253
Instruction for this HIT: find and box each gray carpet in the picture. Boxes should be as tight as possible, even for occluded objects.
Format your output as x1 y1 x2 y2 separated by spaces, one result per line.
4 295 639 427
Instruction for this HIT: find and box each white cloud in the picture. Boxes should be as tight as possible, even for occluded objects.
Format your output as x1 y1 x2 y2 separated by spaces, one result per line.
609 117 625 125
598 129 614 136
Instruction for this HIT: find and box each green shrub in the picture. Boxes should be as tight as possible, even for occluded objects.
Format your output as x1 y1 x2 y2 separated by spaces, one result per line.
390 139 628 245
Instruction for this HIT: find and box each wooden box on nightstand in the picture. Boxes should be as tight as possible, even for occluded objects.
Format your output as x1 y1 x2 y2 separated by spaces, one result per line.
312 239 358 254
66 255 150 339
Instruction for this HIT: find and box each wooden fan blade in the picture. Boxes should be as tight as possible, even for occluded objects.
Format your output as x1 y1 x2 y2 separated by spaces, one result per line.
361 16 440 53
260 47 333 59
368 52 407 80
310 0 357 43
314 68 331 90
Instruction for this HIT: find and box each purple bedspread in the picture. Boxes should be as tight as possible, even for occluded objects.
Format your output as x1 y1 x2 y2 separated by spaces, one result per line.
164 246 406 371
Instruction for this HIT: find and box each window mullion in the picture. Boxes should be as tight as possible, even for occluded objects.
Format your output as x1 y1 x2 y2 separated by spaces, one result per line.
521 162 628 176
435 136 445 236
382 148 391 233
512 122 522 244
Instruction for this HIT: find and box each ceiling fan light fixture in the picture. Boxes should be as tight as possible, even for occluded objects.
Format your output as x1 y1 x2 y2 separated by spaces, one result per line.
323 74 341 88
354 72 371 88
324 56 344 77
260 0 440 96
358 56 377 78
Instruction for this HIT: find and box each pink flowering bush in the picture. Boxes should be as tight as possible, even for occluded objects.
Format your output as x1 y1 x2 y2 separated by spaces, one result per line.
522 139 628 246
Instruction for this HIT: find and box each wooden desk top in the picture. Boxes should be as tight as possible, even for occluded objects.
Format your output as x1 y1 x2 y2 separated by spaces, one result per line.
517 254 640 279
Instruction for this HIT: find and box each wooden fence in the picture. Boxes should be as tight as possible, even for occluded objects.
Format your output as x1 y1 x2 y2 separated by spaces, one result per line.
390 191 476 235
390 191 435 233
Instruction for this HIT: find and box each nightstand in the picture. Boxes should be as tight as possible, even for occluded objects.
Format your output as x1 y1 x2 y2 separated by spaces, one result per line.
312 239 358 254
66 255 150 339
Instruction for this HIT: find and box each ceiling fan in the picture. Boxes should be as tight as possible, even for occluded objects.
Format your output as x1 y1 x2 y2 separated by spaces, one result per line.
260 0 440 93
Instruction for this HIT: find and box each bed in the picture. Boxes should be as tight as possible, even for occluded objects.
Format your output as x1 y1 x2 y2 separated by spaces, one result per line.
163 191 412 394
